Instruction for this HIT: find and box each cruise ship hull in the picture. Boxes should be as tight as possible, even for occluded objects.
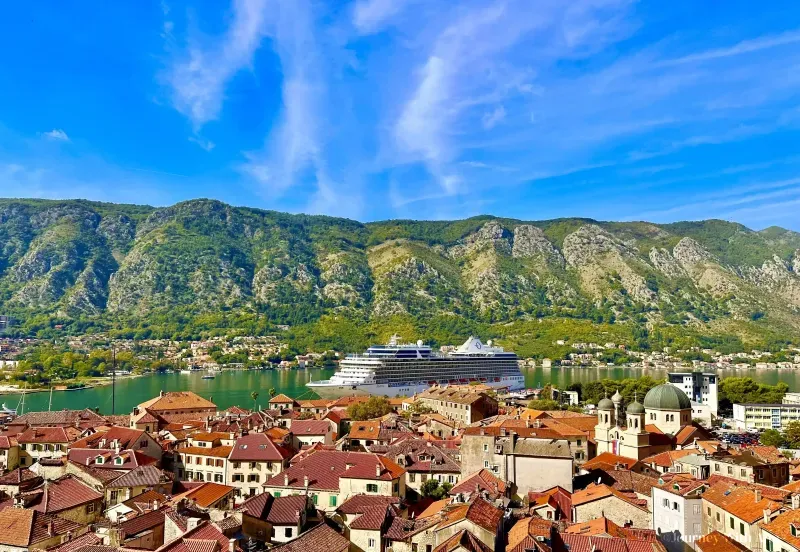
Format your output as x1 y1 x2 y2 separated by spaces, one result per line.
307 376 524 399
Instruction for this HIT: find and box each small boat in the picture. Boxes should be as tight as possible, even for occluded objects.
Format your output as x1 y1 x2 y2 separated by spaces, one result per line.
201 374 215 380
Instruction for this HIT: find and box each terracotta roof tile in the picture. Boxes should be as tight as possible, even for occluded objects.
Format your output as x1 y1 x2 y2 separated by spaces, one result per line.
291 420 332 436
266 495 308 525
571 483 648 511
108 464 172 488
761 508 800 550
33 475 103 514
270 522 349 552
433 529 493 552
230 433 289 461
18 426 72 444
14 409 107 428
702 483 781 524
641 449 695 468
137 392 216 412
0 508 34 547
417 498 450 519
582 452 641 471
46 531 102 552
183 483 235 508
30 513 84 546
450 469 506 499
0 468 39 486
178 445 233 458
438 498 502 533
269 394 296 404
264 451 404 492
696 530 750 552
120 508 166 535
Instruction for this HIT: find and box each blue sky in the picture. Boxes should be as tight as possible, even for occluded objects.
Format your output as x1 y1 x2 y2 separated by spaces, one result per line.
3 1 800 229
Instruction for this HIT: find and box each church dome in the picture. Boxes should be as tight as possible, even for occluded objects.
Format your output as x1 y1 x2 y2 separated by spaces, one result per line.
643 384 691 411
611 389 623 404
598 397 614 410
627 401 645 415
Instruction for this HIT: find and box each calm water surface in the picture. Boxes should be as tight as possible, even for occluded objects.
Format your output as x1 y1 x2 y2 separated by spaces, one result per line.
4 365 798 415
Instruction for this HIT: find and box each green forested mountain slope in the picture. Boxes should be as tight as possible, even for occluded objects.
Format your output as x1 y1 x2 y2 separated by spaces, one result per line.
1 198 799 351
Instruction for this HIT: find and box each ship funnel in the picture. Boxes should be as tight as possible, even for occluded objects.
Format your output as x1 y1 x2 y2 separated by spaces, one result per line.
417 340 423 347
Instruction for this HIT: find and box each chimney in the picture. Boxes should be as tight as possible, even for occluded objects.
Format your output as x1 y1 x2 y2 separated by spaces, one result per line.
284 474 289 486
763 509 771 524
755 489 762 502
153 499 159 511
376 463 382 477
479 428 485 436
47 519 54 537
304 475 309 487
160 390 165 397
793 494 800 510
426 442 431 447
186 518 201 531
229 539 236 552
500 428 506 437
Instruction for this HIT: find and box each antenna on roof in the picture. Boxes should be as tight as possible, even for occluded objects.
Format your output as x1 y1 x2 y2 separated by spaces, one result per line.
112 346 117 416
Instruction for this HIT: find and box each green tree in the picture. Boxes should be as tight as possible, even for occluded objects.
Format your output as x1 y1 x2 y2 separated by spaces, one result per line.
527 399 561 410
251 391 259 411
269 388 276 398
347 396 393 421
760 429 785 448
420 479 453 499
783 421 800 449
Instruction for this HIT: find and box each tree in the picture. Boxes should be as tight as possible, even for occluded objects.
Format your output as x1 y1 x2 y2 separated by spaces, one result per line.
527 399 560 411
783 421 800 449
269 388 276 398
251 391 259 411
347 396 393 421
420 479 453 499
760 429 785 448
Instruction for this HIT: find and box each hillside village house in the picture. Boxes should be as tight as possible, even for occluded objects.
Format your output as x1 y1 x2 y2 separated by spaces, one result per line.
239 493 315 544
69 426 163 462
262 450 405 512
415 388 498 424
0 509 89 552
336 495 401 552
571 483 652 529
0 436 19 472
367 438 461 498
761 505 800 552
229 432 291 500
708 447 790 487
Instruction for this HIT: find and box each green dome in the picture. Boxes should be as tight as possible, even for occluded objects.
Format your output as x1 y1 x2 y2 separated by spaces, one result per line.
598 397 614 410
627 401 645 415
643 384 691 411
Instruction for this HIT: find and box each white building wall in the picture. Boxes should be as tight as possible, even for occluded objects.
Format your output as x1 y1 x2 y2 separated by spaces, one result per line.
652 488 703 552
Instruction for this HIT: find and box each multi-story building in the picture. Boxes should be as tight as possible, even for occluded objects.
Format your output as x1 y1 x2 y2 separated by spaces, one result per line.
228 433 291 500
708 447 789 487
702 482 782 552
460 426 573 496
289 420 334 449
173 433 233 483
652 474 707 552
415 388 498 424
367 437 461 498
760 501 800 552
668 372 718 416
17 426 77 467
734 403 800 430
262 450 405 512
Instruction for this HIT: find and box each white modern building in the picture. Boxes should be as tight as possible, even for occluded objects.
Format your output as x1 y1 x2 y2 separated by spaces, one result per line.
733 403 800 430
652 476 707 552
668 372 718 416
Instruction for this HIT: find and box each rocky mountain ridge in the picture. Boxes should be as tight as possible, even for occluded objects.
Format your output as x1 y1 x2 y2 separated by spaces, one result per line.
1 198 799 335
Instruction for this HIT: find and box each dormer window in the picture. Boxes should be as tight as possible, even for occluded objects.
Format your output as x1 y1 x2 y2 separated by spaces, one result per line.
115 457 124 465
95 456 104 464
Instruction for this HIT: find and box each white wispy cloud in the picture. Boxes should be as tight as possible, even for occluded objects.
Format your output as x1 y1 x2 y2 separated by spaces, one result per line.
482 105 506 129
188 136 215 152
43 129 70 142
165 0 269 129
659 29 800 67
353 0 409 34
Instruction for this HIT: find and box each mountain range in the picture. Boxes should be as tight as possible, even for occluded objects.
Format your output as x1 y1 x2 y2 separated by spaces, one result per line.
1 198 799 349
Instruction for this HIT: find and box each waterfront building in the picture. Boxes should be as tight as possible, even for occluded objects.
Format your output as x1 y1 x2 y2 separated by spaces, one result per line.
17 426 79 467
668 372 718 416
289 419 335 449
131 390 217 427
173 433 233 484
733 403 800 430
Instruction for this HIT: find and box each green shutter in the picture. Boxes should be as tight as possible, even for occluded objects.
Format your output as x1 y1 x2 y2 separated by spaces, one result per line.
330 495 337 506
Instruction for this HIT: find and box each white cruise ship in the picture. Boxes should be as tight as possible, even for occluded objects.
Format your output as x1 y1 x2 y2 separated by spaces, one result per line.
306 335 524 398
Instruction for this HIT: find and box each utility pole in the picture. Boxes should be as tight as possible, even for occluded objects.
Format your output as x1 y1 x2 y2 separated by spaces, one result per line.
111 346 116 416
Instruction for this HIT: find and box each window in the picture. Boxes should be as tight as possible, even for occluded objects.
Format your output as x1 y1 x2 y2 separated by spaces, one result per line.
312 494 318 505
707 507 711 516
729 517 734 529
727 466 733 475
368 538 376 549
366 483 378 493
767 538 774 552
215 474 223 483
484 461 489 468
330 495 337 506
140 440 148 448
393 483 399 492
233 462 240 469
285 528 293 538
483 444 488 452
412 545 418 552
693 504 701 515
86 503 96 513
672 502 680 512
248 474 260 482
663 498 669 507
448 475 454 483
409 473 416 483
739 522 744 536
233 474 243 482
693 523 701 534
110 490 119 502
577 439 582 446
274 492 281 498
741 469 746 477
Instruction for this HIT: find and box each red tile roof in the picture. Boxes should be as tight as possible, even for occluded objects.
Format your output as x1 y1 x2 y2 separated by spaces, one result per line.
270 522 349 552
291 420 332 436
33 475 103 514
434 529 493 552
450 469 506 499
696 531 750 552
269 394 296 404
582 452 641 471
46 531 102 552
230 432 289 461
137 391 216 412
263 451 404 491
0 468 39 486
120 508 166 535
265 495 308 525
182 482 235 509
438 498 502 533
338 495 399 530
69 426 151 450
0 508 34 547
18 426 72 444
